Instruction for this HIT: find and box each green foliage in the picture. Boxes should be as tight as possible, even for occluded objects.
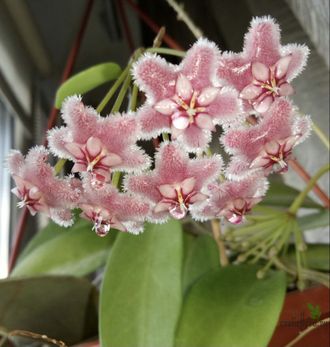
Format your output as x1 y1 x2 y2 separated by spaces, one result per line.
182 233 219 293
55 62 122 108
99 220 183 347
285 244 330 271
261 181 321 209
175 265 286 347
12 218 116 277
0 276 98 345
297 209 330 231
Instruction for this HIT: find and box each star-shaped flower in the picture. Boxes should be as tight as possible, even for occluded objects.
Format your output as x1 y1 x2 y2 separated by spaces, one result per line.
191 176 268 224
217 16 309 113
125 142 223 223
79 175 150 236
48 95 150 182
7 146 81 226
133 38 241 152
221 99 311 179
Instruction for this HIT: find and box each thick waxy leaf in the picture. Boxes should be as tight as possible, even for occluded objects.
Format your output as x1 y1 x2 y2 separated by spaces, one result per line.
99 220 183 347
55 62 122 108
285 244 330 271
262 181 321 209
183 233 219 293
297 209 330 231
12 218 116 277
176 265 286 347
0 276 98 345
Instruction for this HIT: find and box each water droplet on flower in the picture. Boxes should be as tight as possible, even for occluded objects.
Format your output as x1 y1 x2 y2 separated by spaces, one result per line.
93 222 111 237
228 213 243 224
169 203 188 219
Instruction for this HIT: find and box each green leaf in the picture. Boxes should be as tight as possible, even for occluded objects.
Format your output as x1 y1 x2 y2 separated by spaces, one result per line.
261 181 321 209
183 234 219 293
285 244 330 271
99 220 183 347
176 265 286 347
12 218 116 277
297 210 330 231
55 62 122 108
0 276 98 345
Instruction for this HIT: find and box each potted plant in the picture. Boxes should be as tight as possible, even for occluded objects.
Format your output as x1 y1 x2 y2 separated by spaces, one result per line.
0 5 329 347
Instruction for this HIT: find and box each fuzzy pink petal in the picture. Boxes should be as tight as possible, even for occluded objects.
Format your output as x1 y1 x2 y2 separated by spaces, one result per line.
117 146 151 173
281 44 310 81
126 174 161 204
47 127 73 159
50 208 74 227
254 96 274 113
244 16 281 66
65 142 85 159
206 88 241 124
154 201 172 213
181 38 219 90
61 95 98 142
188 155 223 191
155 142 189 182
195 114 215 130
179 125 212 152
132 53 176 102
6 150 24 175
136 105 171 139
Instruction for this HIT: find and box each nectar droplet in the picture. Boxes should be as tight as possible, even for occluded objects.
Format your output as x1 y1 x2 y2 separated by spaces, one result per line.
169 203 188 219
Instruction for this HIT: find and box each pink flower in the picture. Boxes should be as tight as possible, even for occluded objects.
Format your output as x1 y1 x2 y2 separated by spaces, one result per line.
7 146 81 226
133 39 241 152
217 16 309 113
47 95 150 182
222 99 311 179
191 176 268 224
125 142 222 223
79 175 150 235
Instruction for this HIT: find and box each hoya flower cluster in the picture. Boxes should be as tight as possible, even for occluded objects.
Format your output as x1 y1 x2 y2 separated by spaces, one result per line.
7 17 311 236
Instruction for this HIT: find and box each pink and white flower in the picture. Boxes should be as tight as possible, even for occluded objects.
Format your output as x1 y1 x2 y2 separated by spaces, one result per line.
192 176 268 224
7 146 81 226
79 175 150 235
222 99 311 179
47 95 150 182
125 142 223 223
133 39 241 152
217 16 309 113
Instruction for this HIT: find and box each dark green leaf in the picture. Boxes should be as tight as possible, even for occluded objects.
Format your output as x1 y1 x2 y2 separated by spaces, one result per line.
0 276 98 345
285 244 330 271
261 181 321 209
175 265 286 347
183 234 219 293
12 219 116 277
100 220 183 347
297 210 330 231
55 62 122 108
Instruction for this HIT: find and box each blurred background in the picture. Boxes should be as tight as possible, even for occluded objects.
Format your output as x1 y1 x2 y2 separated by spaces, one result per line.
0 0 329 278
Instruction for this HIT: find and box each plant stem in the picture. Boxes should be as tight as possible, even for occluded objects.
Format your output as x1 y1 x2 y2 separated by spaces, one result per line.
166 0 203 39
146 47 185 57
54 158 66 174
284 317 330 347
211 219 229 266
96 65 129 113
289 163 330 214
312 122 330 150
